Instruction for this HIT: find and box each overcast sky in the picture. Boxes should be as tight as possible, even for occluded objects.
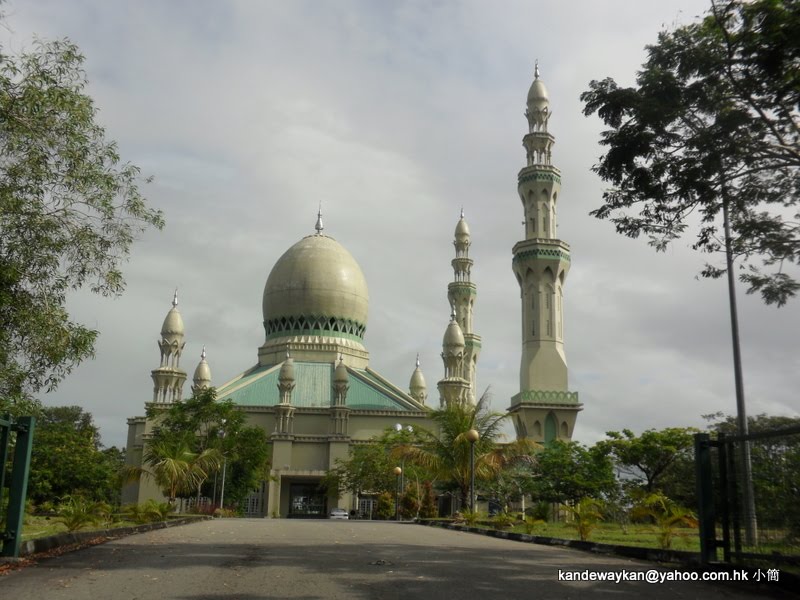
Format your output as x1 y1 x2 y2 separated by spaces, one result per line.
4 0 797 449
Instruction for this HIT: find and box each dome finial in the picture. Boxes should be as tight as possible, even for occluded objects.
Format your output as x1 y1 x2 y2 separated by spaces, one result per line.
450 306 456 321
535 59 540 80
415 353 420 368
201 345 206 360
172 288 179 308
315 202 324 235
460 207 464 219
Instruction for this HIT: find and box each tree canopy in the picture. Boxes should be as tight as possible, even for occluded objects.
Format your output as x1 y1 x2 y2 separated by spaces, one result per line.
598 427 698 493
143 388 270 508
581 0 799 306
27 406 124 505
0 36 163 408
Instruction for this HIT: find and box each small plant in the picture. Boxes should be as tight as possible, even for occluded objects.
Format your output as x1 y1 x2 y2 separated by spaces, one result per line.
123 500 174 524
631 493 698 550
565 498 604 542
461 509 482 526
214 507 237 518
492 511 516 529
57 496 108 532
522 516 545 535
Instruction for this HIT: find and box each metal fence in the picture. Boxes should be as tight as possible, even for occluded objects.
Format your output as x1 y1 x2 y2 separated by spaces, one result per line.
696 426 800 567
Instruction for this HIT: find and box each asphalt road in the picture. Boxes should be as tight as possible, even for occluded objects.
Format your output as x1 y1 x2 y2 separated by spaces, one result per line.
0 519 791 599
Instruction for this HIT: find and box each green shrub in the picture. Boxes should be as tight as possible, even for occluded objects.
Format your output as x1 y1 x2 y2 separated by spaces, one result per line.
375 492 394 520
57 496 109 532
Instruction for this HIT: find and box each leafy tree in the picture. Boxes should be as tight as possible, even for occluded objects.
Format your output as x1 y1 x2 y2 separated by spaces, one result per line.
529 440 617 505
323 441 397 499
483 460 537 514
599 427 697 493
581 0 799 306
27 406 122 505
0 35 163 407
218 426 270 507
146 388 270 507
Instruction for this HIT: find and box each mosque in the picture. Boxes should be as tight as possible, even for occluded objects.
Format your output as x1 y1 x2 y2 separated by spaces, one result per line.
122 67 582 517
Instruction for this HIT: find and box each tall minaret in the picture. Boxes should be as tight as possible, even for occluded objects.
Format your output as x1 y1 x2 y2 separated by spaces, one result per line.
508 64 582 443
151 290 188 403
448 210 481 403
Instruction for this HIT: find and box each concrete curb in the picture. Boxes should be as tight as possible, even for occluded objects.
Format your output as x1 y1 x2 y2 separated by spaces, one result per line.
14 516 211 558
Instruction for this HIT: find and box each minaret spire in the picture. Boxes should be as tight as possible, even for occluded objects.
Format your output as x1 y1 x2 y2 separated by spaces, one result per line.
510 67 581 444
315 203 324 234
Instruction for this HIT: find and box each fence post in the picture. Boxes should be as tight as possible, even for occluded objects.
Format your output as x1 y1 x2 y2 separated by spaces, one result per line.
0 414 10 511
695 433 716 564
1 416 36 558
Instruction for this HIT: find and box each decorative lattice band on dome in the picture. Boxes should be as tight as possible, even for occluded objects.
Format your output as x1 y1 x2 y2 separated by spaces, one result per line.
264 314 367 341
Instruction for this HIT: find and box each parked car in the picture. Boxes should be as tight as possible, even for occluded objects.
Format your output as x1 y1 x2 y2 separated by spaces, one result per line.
329 508 349 520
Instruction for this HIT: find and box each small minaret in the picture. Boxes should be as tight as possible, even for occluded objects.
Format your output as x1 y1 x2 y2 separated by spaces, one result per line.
437 309 471 408
332 355 349 407
448 209 481 403
151 290 187 403
191 346 212 394
330 354 350 436
408 354 428 404
509 63 582 443
275 354 296 434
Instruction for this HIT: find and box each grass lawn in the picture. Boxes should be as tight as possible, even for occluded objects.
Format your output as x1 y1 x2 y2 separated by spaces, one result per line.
20 514 140 541
488 520 701 551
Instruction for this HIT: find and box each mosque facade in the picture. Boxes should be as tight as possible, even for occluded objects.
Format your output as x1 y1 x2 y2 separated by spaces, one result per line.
122 68 581 517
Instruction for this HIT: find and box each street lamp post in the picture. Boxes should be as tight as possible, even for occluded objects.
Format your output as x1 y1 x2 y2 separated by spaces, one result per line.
465 429 480 513
393 466 402 521
219 420 228 510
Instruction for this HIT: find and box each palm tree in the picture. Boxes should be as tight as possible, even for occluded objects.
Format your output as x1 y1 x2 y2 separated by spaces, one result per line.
139 434 221 506
398 390 535 511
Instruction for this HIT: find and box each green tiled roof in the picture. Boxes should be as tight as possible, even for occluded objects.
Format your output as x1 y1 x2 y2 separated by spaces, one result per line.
216 362 422 411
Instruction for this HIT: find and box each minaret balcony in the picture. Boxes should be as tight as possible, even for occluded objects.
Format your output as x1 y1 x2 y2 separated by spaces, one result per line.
517 164 561 186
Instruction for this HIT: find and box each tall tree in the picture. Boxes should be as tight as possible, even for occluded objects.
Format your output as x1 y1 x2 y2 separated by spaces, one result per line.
146 388 270 507
0 36 163 408
528 441 617 505
27 406 122 505
581 0 799 306
599 427 698 493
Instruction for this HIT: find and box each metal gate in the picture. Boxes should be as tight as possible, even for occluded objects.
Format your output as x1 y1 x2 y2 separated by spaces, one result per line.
695 426 800 567
1 415 36 558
